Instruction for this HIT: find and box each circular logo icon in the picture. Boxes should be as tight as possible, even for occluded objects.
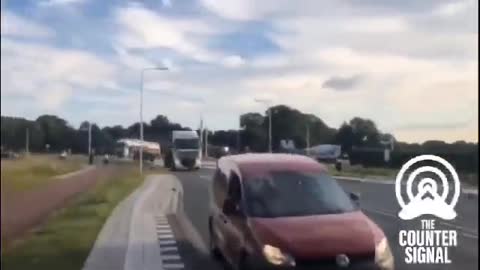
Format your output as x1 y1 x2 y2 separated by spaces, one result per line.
336 254 350 268
395 155 460 220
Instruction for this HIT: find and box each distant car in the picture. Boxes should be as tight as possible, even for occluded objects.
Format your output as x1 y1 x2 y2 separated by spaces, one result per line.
209 153 393 270
59 151 67 159
1 151 18 159
103 154 110 164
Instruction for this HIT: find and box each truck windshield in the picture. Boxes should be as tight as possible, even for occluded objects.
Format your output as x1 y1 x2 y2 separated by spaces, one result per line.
242 171 356 218
174 139 199 149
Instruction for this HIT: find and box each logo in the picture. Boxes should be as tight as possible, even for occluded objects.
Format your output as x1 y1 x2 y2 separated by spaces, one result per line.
395 154 460 220
335 254 350 268
396 155 460 264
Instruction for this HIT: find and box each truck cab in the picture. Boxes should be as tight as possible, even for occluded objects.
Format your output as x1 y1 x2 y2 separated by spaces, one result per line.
165 130 201 170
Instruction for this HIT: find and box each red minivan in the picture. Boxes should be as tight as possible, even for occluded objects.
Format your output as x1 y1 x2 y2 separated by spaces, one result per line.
208 153 394 270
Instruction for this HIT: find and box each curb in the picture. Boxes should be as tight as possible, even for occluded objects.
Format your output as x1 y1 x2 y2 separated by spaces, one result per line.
333 176 478 195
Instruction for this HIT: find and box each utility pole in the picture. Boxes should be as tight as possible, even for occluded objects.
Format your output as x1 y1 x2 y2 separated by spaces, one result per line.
268 108 272 153
205 127 208 158
139 66 168 175
306 123 310 156
199 115 204 161
237 115 241 153
25 128 29 155
88 122 92 156
254 98 273 153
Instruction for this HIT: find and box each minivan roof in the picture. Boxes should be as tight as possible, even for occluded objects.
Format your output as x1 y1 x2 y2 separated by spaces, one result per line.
219 153 327 180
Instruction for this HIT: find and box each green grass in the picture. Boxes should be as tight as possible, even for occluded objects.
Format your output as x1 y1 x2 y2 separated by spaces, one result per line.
328 164 478 186
1 166 146 270
328 164 398 179
1 154 86 193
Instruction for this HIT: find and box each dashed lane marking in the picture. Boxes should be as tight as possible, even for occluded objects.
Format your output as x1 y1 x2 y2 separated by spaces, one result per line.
155 215 184 270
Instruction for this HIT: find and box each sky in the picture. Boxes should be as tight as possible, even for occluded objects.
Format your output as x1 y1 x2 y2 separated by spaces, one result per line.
1 0 478 143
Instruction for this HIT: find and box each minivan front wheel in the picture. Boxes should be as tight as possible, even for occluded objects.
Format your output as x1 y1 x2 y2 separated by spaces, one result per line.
236 252 252 270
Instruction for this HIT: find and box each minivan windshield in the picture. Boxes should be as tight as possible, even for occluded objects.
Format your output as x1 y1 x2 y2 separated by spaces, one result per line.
174 139 199 149
243 171 356 218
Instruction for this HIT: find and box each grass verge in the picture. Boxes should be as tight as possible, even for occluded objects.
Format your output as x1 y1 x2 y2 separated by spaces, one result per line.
328 164 478 187
1 165 147 270
1 154 86 193
328 164 397 179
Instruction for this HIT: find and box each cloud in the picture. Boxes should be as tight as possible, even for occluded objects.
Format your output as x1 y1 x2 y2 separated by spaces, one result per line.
161 0 172 7
114 3 226 63
1 1 477 143
322 75 363 90
200 0 261 21
433 0 472 17
38 0 85 6
1 38 116 110
222 55 246 68
1 12 55 38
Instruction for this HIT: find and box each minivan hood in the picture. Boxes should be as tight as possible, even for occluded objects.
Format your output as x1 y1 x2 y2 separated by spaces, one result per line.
249 211 382 260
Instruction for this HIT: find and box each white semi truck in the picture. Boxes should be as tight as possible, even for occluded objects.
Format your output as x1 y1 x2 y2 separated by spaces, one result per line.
164 130 201 170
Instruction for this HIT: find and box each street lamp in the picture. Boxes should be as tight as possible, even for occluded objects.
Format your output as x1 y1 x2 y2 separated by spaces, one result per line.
80 122 92 163
140 66 168 175
254 98 273 153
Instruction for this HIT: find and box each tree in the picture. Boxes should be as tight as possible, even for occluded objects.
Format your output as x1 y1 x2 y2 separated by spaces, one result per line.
335 122 355 154
36 115 75 151
349 117 381 147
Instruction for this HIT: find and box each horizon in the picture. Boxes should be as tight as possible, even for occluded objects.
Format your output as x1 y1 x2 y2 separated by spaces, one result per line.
1 0 478 144
2 109 478 145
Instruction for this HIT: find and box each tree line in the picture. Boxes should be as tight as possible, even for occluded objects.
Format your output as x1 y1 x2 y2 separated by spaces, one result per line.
1 104 477 171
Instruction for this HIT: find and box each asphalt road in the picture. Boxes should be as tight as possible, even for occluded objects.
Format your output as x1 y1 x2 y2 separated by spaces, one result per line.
173 167 478 270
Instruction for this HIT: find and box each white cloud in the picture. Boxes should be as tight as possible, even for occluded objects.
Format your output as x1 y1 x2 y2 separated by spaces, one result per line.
433 0 472 17
1 12 55 38
344 17 409 33
200 0 260 20
38 0 85 7
161 0 172 7
1 38 116 110
1 1 477 143
222 55 245 68
114 4 225 63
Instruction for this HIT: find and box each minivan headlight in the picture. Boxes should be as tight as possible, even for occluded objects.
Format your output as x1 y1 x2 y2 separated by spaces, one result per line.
262 244 296 266
375 238 394 270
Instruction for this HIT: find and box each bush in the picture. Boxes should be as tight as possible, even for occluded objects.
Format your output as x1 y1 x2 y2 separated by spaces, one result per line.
349 148 478 173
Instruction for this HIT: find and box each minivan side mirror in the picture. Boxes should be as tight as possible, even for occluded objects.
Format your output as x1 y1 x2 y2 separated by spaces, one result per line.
222 198 242 216
349 192 360 206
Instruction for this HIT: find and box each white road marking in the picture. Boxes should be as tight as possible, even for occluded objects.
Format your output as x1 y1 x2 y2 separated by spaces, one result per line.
364 208 479 239
160 246 178 252
155 215 185 269
439 221 478 236
364 208 397 218
162 255 182 260
158 234 175 239
461 232 478 239
162 263 185 269
159 239 176 245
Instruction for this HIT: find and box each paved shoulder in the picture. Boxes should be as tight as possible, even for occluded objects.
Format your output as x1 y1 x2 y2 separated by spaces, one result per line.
82 178 144 270
83 174 183 270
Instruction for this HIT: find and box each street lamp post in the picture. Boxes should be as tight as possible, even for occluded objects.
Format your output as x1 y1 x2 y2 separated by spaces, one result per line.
140 66 168 175
88 122 92 156
306 122 310 156
254 98 273 153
